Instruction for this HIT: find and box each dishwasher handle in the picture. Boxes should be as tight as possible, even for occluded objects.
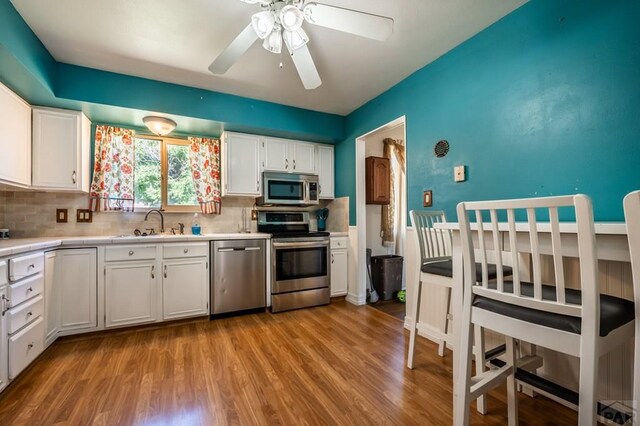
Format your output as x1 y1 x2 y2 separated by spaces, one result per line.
217 246 261 252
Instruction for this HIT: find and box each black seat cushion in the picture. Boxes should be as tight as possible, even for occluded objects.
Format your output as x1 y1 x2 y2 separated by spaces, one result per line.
472 281 634 337
421 259 513 282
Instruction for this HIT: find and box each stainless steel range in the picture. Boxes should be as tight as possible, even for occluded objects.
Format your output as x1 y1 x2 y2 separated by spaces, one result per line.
258 211 330 313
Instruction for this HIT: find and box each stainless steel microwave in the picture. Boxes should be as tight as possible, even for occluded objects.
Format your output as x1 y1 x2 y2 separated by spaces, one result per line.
257 172 320 206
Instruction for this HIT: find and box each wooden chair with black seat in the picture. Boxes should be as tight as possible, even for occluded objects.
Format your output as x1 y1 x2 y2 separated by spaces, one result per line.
623 190 640 426
454 195 635 426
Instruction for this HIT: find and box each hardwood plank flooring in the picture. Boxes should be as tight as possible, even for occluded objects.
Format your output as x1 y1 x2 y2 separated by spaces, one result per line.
369 299 406 321
0 301 578 425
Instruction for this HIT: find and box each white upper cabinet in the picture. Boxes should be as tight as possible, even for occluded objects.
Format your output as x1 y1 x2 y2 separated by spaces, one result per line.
222 132 261 197
32 107 91 192
262 137 289 172
262 137 316 174
0 82 31 187
317 144 335 199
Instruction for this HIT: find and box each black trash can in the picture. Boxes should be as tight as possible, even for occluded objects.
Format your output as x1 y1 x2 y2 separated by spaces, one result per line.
371 255 404 301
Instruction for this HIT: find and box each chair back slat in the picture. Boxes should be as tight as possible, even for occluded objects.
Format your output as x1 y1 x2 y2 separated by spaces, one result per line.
410 210 451 265
475 210 489 287
527 207 543 300
457 195 598 321
507 209 521 296
549 207 566 304
490 209 504 292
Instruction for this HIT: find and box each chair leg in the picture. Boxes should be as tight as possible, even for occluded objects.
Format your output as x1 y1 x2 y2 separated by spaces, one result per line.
505 337 519 426
578 338 598 426
473 324 487 414
438 286 452 357
407 280 423 369
453 314 473 426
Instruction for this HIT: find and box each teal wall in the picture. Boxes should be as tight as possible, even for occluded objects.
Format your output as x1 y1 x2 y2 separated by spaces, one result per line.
337 0 640 225
0 0 344 142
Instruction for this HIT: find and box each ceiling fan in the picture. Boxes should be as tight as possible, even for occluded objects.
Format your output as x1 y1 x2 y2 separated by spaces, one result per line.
209 0 394 90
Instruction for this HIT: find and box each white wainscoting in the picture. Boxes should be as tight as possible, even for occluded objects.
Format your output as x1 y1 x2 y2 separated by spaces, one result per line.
404 227 635 403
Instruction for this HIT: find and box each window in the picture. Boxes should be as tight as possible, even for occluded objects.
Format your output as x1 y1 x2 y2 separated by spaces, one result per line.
134 137 199 211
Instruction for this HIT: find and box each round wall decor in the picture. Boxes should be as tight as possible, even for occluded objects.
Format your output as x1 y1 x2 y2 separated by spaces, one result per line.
434 140 449 157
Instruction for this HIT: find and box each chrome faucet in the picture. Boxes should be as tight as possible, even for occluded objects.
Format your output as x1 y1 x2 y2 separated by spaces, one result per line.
144 209 165 233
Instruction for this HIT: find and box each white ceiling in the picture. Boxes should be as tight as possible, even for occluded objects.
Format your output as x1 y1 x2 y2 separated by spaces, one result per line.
11 0 527 116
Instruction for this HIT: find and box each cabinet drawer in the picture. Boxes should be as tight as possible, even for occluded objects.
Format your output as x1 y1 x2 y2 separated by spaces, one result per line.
0 259 7 286
9 316 44 380
9 252 44 281
163 243 209 259
105 245 157 262
330 237 348 250
8 294 44 334
8 273 43 307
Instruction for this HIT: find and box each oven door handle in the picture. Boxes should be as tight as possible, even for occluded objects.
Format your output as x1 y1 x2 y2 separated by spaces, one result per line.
272 241 329 248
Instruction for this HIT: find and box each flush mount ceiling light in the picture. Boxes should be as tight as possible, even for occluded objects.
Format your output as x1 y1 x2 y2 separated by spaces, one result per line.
143 116 177 136
209 1 394 90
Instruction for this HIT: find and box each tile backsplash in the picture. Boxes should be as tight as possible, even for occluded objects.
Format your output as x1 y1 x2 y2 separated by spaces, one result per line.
0 191 349 238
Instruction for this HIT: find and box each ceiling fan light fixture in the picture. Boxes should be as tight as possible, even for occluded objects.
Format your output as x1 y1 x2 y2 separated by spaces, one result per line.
143 116 177 136
263 25 282 53
240 0 259 4
251 11 275 39
280 5 304 31
283 27 309 51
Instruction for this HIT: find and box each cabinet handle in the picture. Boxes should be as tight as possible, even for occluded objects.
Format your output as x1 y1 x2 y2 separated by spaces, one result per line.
151 265 155 279
1 294 10 316
293 159 296 170
128 250 134 256
183 249 189 254
27 287 33 292
285 159 289 169
28 264 35 269
331 254 335 264
72 170 77 184
319 184 322 194
164 265 167 278
27 343 34 350
27 311 33 317
257 180 260 191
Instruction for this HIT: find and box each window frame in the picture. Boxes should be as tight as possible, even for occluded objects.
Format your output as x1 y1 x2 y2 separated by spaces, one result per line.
135 135 200 213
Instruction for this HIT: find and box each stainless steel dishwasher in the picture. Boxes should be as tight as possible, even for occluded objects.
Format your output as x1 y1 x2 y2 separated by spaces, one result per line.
211 239 266 315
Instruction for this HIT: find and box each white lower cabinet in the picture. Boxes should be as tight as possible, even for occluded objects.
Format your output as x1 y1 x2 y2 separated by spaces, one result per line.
105 261 158 328
330 237 348 297
0 284 8 392
44 252 59 347
9 316 44 380
162 258 209 320
58 249 97 333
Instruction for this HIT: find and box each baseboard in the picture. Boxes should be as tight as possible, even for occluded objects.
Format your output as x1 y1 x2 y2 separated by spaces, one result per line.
346 292 366 306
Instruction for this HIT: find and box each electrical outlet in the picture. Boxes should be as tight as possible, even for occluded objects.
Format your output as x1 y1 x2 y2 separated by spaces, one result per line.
251 209 258 220
454 165 466 182
56 209 68 223
76 209 93 223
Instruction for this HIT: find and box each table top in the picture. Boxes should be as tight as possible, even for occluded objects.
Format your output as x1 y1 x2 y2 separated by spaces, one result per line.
433 221 627 235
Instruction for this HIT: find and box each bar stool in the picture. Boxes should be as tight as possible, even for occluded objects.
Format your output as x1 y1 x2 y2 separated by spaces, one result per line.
455 195 635 425
623 190 640 426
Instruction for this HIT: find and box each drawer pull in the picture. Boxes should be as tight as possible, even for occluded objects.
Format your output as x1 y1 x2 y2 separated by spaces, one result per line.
1 294 10 315
164 265 167 278
183 249 189 254
27 311 33 317
72 170 77 184
129 251 134 256
151 265 155 279
28 287 33 292
28 264 35 269
331 254 335 264
27 343 34 350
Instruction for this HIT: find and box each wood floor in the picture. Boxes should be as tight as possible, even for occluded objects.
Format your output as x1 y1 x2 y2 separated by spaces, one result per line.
0 301 578 425
370 299 406 321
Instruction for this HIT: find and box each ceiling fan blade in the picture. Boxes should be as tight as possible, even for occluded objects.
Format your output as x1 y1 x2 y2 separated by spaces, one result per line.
209 23 258 74
287 44 321 90
303 2 393 41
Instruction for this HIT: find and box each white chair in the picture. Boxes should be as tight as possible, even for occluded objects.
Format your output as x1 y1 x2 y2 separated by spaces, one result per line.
454 195 635 426
623 190 640 426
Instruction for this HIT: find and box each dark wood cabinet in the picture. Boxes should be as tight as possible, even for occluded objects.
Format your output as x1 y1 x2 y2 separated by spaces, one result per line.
365 156 390 205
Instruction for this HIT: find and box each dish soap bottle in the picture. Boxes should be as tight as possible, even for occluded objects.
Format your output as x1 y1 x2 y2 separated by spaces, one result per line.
192 212 201 235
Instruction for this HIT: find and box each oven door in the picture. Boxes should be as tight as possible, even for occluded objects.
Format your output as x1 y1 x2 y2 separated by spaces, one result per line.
264 178 306 205
272 239 329 293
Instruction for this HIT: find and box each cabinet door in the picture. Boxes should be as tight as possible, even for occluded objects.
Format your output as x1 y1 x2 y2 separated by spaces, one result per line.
0 82 31 187
223 132 261 196
330 250 348 296
32 108 80 190
163 258 209 320
291 142 316 174
58 249 97 333
44 252 59 347
262 137 289 172
0 286 8 392
365 157 390 205
105 262 158 328
317 145 334 199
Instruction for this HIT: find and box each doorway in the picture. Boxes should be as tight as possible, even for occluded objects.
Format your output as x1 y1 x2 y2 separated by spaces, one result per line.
354 116 407 321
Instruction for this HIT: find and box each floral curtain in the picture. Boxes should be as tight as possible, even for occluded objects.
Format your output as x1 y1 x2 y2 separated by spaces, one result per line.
89 126 136 212
381 138 406 245
187 137 222 214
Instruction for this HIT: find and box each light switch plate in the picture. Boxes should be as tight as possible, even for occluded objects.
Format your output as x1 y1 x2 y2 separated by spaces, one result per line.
454 165 466 182
56 209 68 223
